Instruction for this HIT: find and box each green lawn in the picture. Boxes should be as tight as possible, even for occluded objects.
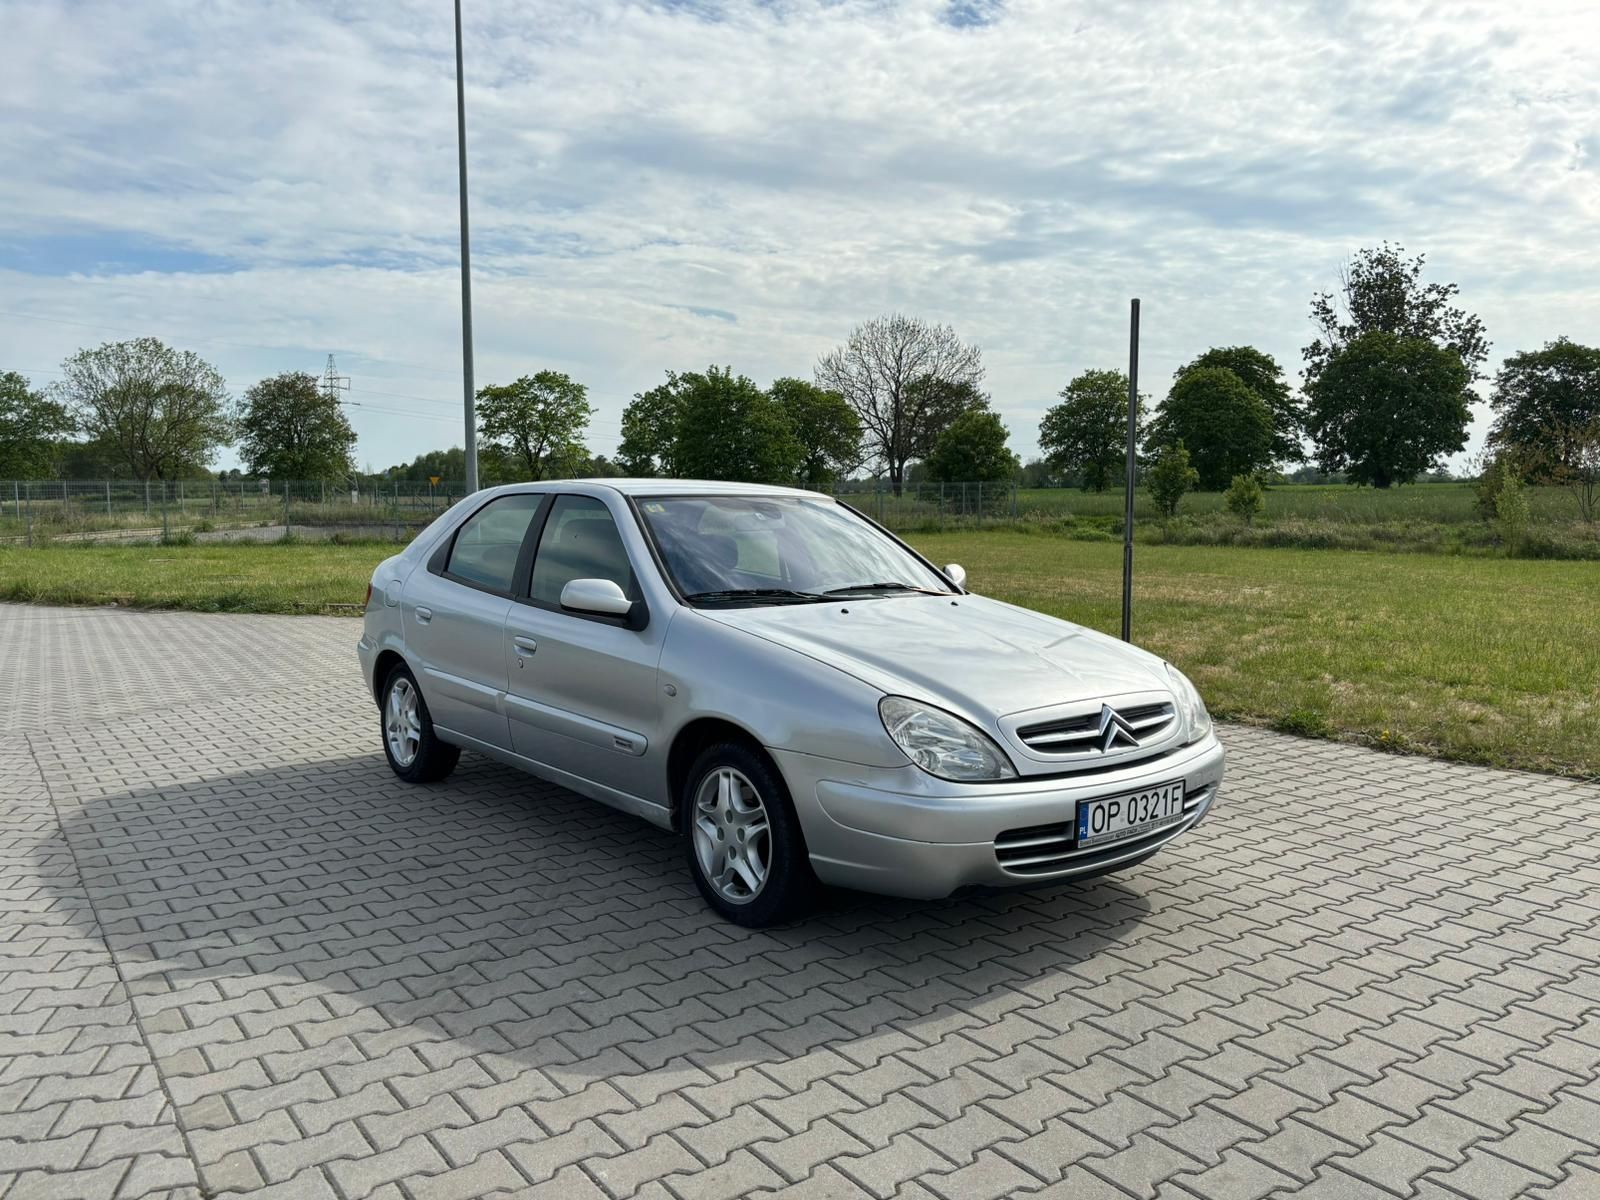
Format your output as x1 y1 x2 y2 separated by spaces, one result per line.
910 531 1599 779
0 542 384 613
2 534 1595 778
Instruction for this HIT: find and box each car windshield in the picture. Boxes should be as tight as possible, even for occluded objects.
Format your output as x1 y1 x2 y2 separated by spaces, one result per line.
637 495 954 604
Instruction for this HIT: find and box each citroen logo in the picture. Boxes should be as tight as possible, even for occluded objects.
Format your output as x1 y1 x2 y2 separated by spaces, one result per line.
1097 704 1140 752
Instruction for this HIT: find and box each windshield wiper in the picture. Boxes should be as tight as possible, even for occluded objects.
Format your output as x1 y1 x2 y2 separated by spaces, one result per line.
822 581 949 597
684 587 830 605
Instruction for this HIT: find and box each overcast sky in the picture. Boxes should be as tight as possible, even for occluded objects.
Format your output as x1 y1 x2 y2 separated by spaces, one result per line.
3 0 1595 474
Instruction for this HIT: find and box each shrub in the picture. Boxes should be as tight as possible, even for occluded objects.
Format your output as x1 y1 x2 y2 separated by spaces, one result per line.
1493 471 1530 553
1146 442 1199 518
1224 474 1265 525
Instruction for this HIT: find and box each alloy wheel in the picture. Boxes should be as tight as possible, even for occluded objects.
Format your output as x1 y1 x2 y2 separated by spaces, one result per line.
385 676 421 768
692 767 771 904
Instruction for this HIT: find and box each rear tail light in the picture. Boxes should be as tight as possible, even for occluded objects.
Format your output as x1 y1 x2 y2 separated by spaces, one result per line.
365 582 373 608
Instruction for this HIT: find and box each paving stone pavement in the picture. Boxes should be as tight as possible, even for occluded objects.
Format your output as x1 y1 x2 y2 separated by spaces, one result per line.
3 602 1600 1200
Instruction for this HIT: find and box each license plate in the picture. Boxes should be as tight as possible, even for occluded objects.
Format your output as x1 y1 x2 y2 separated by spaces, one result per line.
1076 779 1186 848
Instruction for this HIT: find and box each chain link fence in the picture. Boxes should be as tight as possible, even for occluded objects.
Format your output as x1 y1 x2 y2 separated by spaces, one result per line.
0 479 469 545
0 477 1021 545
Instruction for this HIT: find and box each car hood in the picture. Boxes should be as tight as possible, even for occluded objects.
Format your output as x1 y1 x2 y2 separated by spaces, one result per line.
700 592 1171 727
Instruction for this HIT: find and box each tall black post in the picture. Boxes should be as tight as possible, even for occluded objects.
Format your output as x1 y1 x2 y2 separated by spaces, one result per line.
1121 298 1140 641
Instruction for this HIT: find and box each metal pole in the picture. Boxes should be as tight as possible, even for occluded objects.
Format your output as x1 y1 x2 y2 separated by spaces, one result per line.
454 0 479 494
105 480 111 516
1121 298 1140 642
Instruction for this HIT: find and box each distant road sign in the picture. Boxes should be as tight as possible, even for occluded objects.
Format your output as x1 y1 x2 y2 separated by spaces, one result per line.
429 475 442 486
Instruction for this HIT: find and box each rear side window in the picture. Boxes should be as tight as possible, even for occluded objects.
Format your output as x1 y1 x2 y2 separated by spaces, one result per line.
445 494 542 593
530 495 636 607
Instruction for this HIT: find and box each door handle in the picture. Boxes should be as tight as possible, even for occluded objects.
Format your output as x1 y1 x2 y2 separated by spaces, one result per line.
414 606 433 624
513 636 538 656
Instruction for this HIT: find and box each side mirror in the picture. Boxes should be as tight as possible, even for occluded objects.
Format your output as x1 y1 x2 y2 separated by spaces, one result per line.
944 563 967 589
560 578 634 616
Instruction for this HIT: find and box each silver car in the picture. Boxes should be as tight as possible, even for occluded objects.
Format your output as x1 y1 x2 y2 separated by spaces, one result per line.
358 479 1224 926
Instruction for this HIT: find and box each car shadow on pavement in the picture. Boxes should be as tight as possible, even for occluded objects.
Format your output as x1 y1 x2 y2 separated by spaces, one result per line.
48 746 1162 1103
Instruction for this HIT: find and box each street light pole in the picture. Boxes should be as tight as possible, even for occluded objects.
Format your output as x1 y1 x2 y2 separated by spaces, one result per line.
454 0 479 492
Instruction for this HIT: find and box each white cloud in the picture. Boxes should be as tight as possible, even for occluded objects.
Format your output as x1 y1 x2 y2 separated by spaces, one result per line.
2 0 1596 471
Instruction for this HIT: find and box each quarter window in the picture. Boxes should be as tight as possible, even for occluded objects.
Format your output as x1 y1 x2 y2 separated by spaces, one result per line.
530 495 636 607
444 494 542 594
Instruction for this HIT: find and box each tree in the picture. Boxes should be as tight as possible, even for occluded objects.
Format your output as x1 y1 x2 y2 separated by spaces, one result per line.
1146 442 1199 518
1224 474 1265 525
476 371 594 482
1487 338 1600 473
618 373 690 477
1305 331 1471 487
769 377 862 491
1174 346 1302 463
1540 418 1600 523
237 372 357 481
0 371 73 477
1303 243 1489 390
57 338 233 480
672 366 802 484
1038 369 1139 492
925 410 1016 482
1146 367 1275 491
815 314 984 494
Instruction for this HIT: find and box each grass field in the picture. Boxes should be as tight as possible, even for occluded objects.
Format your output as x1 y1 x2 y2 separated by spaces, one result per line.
2 534 1595 778
0 541 382 613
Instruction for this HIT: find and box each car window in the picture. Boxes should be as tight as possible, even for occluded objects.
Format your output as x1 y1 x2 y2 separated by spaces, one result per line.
529 495 637 607
444 494 542 593
639 495 951 599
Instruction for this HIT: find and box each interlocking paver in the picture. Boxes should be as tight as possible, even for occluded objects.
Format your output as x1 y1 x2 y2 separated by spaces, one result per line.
4 602 1600 1199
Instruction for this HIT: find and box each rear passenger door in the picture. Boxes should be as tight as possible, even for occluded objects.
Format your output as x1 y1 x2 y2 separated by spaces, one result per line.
504 494 667 813
403 492 545 750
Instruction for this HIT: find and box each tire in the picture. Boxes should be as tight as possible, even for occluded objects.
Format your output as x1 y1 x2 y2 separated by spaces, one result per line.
380 662 460 783
681 741 815 927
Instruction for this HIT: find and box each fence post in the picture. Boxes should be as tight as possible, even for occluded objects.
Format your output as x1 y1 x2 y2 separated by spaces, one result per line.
284 481 291 537
394 488 401 541
1011 481 1018 520
320 479 326 512
179 479 185 514
105 480 112 516
161 481 170 541
144 479 150 516
24 481 32 547
13 480 19 521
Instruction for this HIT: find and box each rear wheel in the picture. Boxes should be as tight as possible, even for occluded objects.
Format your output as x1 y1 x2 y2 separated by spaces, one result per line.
381 663 460 783
682 742 814 927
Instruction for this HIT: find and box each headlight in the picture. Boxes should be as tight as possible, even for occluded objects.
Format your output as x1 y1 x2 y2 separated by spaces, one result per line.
1165 663 1213 744
879 696 1017 781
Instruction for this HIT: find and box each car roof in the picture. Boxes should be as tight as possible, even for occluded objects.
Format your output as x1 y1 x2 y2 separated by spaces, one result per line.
512 478 834 500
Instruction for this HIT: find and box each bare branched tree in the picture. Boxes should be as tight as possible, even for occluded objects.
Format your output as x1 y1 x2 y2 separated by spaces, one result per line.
815 314 984 494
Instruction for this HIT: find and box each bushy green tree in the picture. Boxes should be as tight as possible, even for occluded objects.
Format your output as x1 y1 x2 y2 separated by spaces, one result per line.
925 409 1016 482
1223 474 1265 525
673 366 802 484
1147 367 1275 490
238 371 357 481
618 373 689 476
1487 338 1600 475
0 371 73 477
476 371 594 482
1304 243 1489 388
57 338 233 480
1175 346 1302 463
1305 331 1471 487
1146 442 1199 518
769 377 861 490
1038 369 1140 492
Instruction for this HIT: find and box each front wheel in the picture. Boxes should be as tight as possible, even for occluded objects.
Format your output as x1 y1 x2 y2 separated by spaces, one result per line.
682 742 815 927
381 663 460 783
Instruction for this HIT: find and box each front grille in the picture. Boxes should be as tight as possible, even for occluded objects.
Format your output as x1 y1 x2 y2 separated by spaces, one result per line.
994 783 1214 876
1015 701 1175 753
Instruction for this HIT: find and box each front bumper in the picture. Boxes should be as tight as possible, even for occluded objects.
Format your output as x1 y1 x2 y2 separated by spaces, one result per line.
772 734 1225 899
